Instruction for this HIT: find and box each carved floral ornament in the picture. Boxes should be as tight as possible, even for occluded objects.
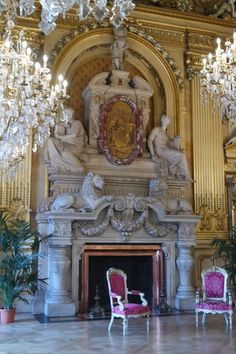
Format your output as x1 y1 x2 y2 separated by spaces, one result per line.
196 204 227 233
73 193 177 241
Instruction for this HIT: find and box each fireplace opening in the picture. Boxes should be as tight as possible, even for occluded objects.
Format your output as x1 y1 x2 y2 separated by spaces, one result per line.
88 255 153 312
79 244 163 314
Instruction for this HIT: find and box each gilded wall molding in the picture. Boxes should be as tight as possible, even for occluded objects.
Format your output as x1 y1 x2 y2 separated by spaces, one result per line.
127 48 164 93
0 148 32 219
195 204 227 233
191 76 226 235
185 52 202 80
48 22 111 67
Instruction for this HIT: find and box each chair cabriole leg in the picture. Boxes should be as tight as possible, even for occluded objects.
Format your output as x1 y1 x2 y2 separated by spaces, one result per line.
229 313 232 330
195 311 198 327
224 313 228 326
147 314 150 331
108 314 114 332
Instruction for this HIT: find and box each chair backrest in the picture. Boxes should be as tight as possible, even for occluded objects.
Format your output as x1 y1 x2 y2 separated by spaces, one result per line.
106 268 128 309
201 266 228 302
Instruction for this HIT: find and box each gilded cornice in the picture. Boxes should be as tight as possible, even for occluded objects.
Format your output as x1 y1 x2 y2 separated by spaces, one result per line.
135 24 185 47
135 4 236 29
0 2 41 28
184 30 219 80
0 1 235 32
0 24 43 55
187 31 213 50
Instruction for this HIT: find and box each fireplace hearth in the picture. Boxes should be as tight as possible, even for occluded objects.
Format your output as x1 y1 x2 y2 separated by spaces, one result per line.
79 244 163 314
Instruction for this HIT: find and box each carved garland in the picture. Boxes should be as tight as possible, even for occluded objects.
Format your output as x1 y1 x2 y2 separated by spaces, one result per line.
75 197 177 240
48 23 183 89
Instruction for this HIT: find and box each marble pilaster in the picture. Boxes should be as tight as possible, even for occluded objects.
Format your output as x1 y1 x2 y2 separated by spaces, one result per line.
175 222 197 310
45 217 75 316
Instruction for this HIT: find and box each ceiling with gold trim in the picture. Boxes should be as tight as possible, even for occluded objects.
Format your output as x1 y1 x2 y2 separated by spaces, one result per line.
138 0 236 17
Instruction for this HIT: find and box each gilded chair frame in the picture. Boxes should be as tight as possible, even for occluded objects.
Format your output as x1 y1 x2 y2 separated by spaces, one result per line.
106 267 150 333
195 266 233 329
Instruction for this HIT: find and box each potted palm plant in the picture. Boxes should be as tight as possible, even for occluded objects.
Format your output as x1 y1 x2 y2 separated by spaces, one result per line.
0 212 48 323
211 226 236 298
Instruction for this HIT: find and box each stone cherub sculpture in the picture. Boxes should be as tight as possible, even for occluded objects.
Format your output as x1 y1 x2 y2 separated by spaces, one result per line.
43 107 89 174
111 25 129 71
211 0 236 18
147 115 193 182
51 172 113 212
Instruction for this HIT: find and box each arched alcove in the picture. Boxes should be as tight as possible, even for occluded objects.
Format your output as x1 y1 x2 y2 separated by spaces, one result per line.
50 28 180 136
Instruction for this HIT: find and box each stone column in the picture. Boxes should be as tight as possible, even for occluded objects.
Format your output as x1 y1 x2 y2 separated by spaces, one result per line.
45 217 76 316
175 222 196 310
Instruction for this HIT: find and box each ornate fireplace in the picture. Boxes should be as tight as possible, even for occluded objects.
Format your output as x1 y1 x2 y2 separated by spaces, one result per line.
36 199 200 317
80 244 163 313
35 66 200 317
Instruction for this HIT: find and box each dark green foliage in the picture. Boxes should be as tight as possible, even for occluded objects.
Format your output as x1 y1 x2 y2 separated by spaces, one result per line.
0 212 49 310
211 227 236 296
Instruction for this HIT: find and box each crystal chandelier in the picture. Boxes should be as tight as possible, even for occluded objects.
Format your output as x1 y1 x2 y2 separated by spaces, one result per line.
200 32 236 122
0 19 68 170
0 1 135 35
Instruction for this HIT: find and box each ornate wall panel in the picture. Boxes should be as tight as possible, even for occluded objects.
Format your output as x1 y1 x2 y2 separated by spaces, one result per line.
191 76 226 234
0 144 32 219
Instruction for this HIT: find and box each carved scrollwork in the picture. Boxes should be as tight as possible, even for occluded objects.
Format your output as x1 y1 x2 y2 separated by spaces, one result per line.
73 194 178 239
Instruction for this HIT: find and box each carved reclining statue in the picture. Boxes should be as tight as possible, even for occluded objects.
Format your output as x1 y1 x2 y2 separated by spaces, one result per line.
51 172 113 212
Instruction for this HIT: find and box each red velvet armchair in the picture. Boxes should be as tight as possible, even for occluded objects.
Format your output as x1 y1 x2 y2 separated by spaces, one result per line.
106 268 150 333
195 266 233 328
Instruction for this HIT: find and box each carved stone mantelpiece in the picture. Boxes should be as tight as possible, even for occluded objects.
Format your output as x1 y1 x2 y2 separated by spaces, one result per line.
36 201 200 315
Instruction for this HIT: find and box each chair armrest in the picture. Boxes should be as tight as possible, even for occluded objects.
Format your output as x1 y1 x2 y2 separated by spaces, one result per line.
110 292 124 310
227 289 233 306
128 290 148 306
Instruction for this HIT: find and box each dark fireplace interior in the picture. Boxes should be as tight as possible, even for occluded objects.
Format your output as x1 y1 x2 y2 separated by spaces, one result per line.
79 244 162 314
88 255 153 312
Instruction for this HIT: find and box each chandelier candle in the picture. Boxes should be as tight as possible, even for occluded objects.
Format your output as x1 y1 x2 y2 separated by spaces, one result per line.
0 20 68 170
200 31 236 122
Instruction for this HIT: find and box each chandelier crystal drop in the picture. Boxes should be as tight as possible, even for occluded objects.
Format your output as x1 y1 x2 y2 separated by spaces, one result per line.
0 1 135 35
0 20 68 170
200 33 236 122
